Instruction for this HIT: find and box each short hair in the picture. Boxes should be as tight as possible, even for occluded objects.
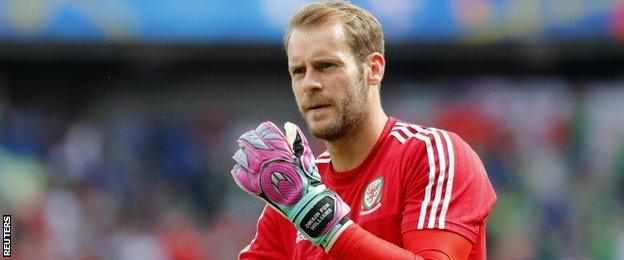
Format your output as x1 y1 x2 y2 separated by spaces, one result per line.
283 0 385 63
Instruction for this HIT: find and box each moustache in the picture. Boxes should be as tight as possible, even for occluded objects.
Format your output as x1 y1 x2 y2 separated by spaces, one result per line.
301 95 335 112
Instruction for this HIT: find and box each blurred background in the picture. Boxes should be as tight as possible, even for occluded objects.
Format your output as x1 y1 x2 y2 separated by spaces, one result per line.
0 0 623 259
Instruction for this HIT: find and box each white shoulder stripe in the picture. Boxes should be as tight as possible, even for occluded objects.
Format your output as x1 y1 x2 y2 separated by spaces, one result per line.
395 121 410 127
389 131 407 144
438 130 455 229
389 123 431 143
391 126 415 137
390 122 455 230
414 132 436 230
316 151 331 164
427 128 447 229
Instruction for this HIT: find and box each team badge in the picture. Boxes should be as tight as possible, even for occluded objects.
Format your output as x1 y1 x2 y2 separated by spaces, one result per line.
360 177 383 215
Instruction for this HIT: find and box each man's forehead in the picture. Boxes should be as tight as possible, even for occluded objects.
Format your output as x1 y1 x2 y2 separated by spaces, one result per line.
287 23 351 63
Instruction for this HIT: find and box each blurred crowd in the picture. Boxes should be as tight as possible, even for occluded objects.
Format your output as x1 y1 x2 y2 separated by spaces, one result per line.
1 77 624 259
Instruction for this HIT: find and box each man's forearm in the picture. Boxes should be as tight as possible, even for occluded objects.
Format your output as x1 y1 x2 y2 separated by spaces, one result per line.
328 224 424 260
328 224 472 260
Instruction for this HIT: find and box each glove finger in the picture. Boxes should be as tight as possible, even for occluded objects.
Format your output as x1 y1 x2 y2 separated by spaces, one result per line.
231 163 261 195
256 121 292 153
238 130 269 150
285 122 316 174
238 127 290 168
237 130 272 174
232 148 251 171
292 123 314 158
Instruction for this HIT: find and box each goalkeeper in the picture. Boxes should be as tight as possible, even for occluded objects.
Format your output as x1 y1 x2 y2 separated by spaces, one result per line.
231 1 496 259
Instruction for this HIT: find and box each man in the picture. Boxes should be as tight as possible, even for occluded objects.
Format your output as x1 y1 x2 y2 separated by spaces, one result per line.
230 1 496 259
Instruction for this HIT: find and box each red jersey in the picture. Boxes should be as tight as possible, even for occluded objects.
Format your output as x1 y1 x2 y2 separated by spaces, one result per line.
240 117 497 259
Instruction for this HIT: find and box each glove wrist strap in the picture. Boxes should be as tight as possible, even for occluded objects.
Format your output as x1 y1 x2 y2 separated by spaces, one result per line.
289 187 351 249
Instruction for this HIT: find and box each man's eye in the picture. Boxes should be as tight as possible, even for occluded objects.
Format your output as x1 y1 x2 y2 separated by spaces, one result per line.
292 68 306 75
320 63 334 69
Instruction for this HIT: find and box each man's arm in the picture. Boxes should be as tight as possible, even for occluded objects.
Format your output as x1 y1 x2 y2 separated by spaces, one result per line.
328 225 471 260
404 229 472 259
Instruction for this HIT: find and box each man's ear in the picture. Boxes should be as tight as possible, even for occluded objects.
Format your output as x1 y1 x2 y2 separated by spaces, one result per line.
365 52 385 86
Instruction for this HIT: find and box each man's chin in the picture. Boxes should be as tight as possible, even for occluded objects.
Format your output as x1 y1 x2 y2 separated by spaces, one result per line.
305 114 329 130
304 119 327 137
306 121 328 138
307 120 345 141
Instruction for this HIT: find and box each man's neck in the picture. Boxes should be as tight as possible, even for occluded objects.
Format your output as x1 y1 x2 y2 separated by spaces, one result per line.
325 110 388 172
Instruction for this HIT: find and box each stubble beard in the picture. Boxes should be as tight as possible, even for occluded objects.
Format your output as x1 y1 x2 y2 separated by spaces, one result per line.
307 74 369 141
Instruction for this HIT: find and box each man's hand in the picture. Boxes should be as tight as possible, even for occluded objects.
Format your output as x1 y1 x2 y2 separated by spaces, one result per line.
231 121 351 250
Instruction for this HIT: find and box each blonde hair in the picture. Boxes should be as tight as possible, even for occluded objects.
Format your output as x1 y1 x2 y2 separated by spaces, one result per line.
283 0 385 63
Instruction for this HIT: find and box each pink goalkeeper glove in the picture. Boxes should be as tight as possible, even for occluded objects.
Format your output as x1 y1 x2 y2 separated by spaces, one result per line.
231 121 352 251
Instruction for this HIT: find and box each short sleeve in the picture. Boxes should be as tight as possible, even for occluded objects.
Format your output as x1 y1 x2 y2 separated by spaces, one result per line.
239 205 293 259
400 129 497 244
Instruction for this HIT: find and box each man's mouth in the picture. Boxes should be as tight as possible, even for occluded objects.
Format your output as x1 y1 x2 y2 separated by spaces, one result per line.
307 104 331 111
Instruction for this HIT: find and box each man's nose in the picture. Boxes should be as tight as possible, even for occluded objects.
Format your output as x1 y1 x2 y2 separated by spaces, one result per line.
301 69 322 93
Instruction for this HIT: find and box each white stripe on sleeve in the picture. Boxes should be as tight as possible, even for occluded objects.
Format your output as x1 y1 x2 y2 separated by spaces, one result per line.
413 133 436 230
438 130 455 229
427 128 447 229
